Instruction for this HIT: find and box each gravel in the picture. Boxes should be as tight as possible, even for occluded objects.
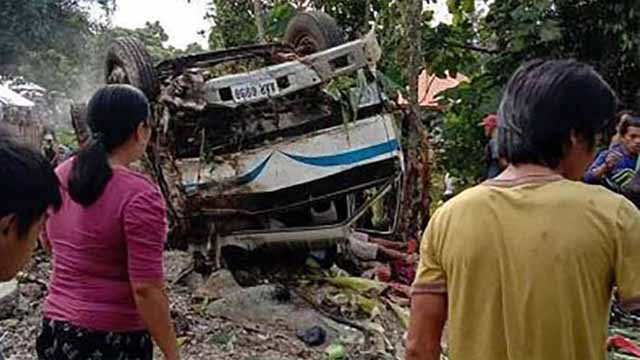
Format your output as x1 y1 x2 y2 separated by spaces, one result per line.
0 251 355 359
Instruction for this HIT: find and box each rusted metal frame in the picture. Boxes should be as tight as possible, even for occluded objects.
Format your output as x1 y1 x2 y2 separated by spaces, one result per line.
195 174 397 217
217 176 396 250
297 38 370 81
221 227 347 251
148 126 193 240
202 37 375 107
354 107 405 237
147 138 181 224
355 174 404 237
156 43 294 78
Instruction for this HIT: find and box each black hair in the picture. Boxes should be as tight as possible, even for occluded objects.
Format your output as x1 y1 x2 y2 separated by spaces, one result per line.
0 132 62 236
68 85 150 206
618 112 640 136
497 59 617 168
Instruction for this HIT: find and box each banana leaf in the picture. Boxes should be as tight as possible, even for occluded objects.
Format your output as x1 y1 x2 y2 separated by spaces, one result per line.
326 276 387 295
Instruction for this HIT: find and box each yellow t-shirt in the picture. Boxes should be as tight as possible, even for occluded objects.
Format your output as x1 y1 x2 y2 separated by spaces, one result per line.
413 177 640 360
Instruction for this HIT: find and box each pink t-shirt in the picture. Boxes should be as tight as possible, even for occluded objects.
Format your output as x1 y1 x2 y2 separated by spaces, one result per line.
43 159 167 332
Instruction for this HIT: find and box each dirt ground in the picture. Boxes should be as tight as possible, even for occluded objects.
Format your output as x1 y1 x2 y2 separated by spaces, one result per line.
2 250 638 360
0 250 408 360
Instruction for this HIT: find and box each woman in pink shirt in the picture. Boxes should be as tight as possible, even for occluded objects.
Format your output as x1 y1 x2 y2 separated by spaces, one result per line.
37 85 179 360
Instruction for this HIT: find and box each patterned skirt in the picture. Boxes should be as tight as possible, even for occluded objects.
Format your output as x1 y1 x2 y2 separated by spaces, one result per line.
36 318 152 360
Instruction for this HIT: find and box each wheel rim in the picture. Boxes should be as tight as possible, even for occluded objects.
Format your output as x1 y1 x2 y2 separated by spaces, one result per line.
295 35 323 55
106 63 130 85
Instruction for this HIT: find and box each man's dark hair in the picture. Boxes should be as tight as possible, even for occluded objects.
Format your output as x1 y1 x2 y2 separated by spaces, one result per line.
0 132 62 236
497 59 617 168
68 84 150 206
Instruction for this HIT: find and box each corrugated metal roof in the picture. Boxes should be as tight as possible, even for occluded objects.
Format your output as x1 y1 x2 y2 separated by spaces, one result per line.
398 70 468 109
0 85 35 107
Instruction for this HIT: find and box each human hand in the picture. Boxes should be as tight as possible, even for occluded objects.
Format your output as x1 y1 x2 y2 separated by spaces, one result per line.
605 151 623 171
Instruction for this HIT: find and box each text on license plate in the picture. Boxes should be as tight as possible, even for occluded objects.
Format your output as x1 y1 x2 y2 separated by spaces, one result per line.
231 80 280 102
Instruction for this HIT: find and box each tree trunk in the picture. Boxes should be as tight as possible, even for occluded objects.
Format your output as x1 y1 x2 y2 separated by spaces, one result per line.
400 0 431 242
253 0 266 43
407 0 421 106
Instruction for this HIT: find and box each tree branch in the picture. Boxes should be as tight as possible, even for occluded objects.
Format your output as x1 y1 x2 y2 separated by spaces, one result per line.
443 40 500 54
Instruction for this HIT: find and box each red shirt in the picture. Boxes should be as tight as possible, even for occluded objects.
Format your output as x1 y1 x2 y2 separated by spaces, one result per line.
43 159 167 332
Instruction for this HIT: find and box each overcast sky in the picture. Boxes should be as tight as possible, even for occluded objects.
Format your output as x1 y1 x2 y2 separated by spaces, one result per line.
106 0 453 50
109 0 211 49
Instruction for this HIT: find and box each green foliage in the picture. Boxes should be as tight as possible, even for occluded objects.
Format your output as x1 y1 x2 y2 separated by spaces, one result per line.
182 43 207 55
265 2 297 39
207 0 258 49
98 21 186 63
206 0 396 46
8 0 640 184
206 0 319 48
0 1 203 100
0 0 98 94
433 77 501 182
56 128 79 149
206 0 407 87
428 0 640 181
421 22 477 78
372 2 405 86
311 0 387 38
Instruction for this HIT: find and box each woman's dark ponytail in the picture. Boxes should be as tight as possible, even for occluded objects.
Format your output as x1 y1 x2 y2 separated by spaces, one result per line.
68 136 113 206
68 85 150 206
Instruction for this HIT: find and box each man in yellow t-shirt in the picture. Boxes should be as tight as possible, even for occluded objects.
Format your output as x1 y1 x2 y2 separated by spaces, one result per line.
406 59 640 360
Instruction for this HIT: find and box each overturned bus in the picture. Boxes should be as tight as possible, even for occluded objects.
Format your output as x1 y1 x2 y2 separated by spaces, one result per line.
74 11 405 269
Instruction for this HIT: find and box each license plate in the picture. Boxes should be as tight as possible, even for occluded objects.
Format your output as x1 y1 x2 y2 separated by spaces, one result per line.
231 79 280 102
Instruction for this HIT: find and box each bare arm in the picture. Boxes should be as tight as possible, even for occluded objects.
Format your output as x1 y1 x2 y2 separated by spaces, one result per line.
131 280 179 360
124 189 177 358
589 164 610 181
406 293 447 360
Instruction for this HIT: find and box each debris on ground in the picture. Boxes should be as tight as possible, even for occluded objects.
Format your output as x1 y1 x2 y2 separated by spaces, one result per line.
1 248 638 359
296 326 327 347
608 303 640 360
0 280 18 320
0 249 409 359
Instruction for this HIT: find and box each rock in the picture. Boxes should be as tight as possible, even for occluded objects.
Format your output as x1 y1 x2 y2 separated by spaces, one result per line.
164 250 193 283
20 283 43 300
271 285 291 303
207 285 361 347
0 280 18 319
180 272 205 290
296 326 327 347
193 270 241 301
